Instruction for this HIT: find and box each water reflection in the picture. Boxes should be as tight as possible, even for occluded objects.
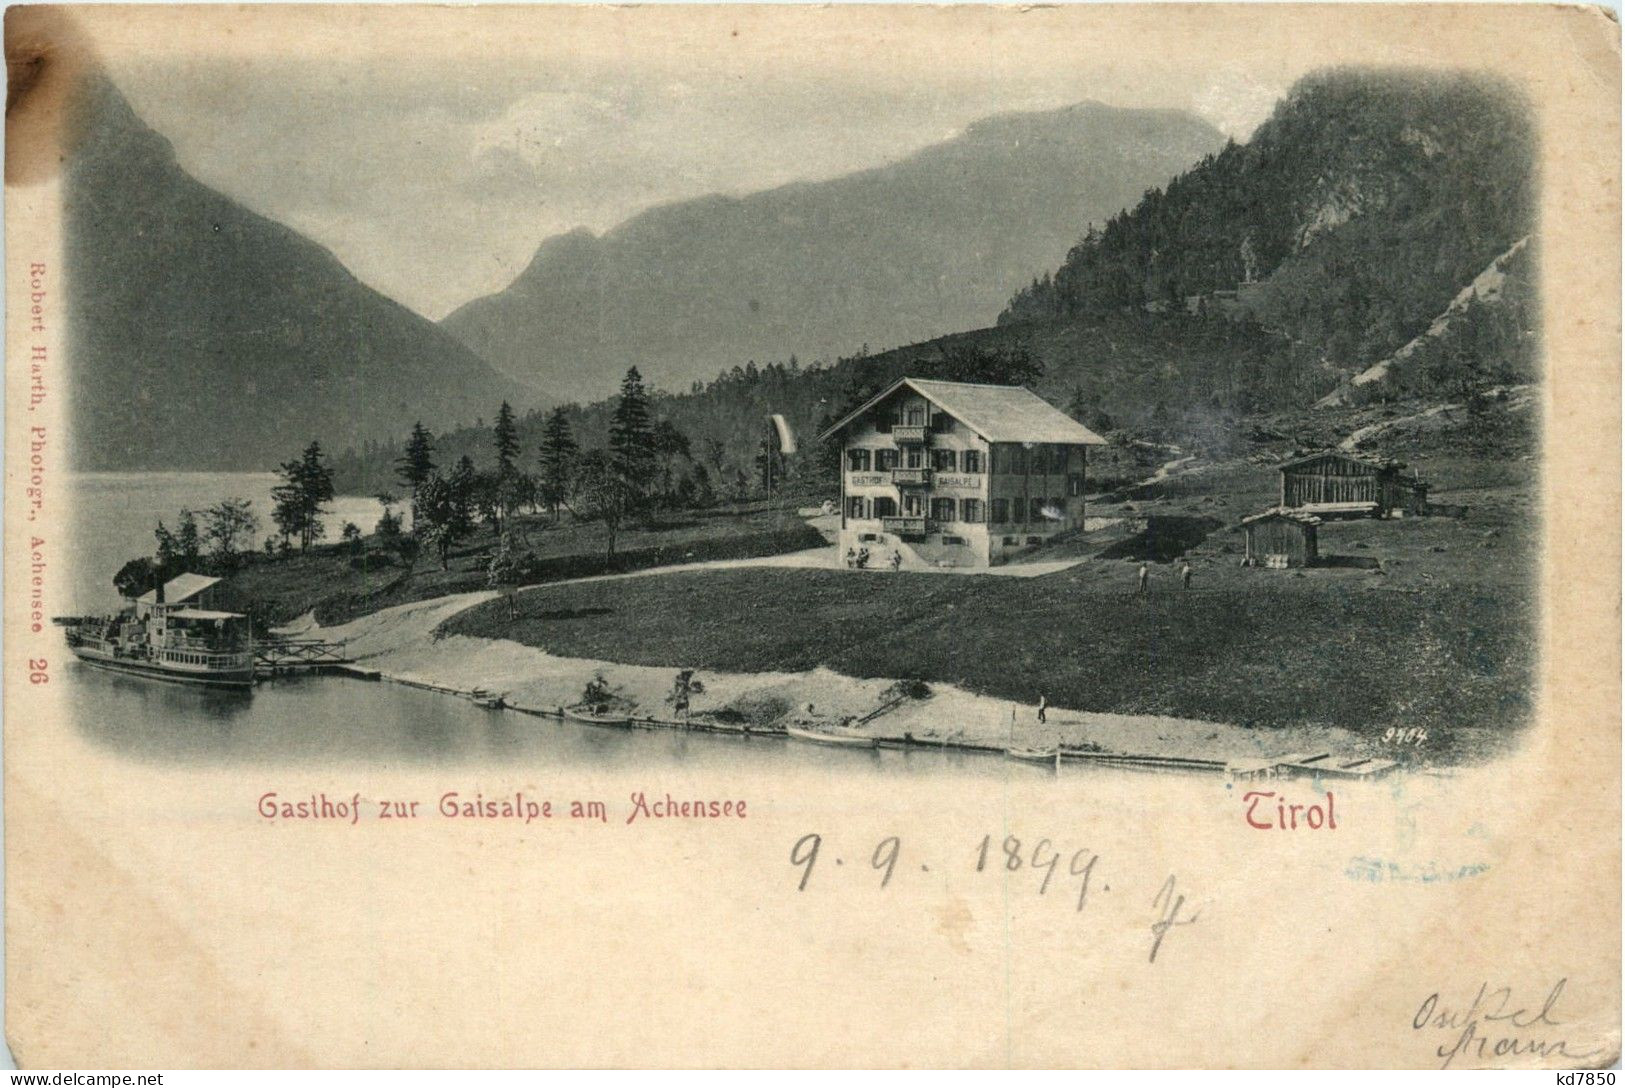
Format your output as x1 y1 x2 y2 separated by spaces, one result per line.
65 661 1033 781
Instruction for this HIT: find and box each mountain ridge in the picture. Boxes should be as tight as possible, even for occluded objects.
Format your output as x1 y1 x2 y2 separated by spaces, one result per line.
441 100 1228 402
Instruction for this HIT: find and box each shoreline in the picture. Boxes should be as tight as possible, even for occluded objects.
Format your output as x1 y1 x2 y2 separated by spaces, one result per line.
312 588 1393 775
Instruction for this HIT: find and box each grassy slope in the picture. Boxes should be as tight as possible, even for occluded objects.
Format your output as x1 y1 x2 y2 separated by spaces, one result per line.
443 404 1538 759
227 503 825 627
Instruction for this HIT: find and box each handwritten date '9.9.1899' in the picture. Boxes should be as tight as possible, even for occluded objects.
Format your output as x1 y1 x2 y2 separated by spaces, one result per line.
788 832 1202 963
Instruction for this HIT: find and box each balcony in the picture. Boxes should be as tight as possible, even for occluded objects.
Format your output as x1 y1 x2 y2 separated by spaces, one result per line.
881 516 927 538
891 466 932 486
891 423 928 445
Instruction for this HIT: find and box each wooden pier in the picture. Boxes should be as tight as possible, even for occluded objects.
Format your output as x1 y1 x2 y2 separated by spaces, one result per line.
254 636 352 678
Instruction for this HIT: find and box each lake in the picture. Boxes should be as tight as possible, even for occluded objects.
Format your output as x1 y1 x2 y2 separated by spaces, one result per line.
64 472 405 614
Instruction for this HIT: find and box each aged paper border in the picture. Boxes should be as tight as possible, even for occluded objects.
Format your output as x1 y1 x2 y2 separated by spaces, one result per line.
2 3 1620 1068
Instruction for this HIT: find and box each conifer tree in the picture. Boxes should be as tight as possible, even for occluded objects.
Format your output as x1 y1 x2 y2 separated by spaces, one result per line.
493 401 520 476
537 407 579 520
608 367 656 502
396 422 437 500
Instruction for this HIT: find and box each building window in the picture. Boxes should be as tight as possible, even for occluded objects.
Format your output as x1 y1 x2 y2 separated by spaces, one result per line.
904 447 923 468
847 449 871 472
932 448 957 471
848 496 867 519
991 498 1009 524
876 448 898 471
1026 536 1042 546
931 498 955 521
960 499 982 523
905 405 925 426
1030 498 1046 522
962 450 982 474
1069 474 1085 497
1003 536 1018 546
903 494 924 517
873 496 897 518
1010 500 1026 524
1030 446 1049 474
942 535 967 546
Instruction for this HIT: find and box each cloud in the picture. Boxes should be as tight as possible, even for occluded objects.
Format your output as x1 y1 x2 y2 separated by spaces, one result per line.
470 89 631 170
1192 69 1286 139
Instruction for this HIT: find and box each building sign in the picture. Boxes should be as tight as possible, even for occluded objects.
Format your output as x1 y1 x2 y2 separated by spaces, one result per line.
849 474 885 487
934 474 979 489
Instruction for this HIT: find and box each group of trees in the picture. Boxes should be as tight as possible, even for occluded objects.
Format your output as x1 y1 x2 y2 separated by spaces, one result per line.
271 441 337 551
113 497 266 599
388 370 719 564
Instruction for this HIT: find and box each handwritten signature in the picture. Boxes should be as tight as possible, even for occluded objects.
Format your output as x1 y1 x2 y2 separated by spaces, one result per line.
1149 874 1201 963
1414 980 1608 1069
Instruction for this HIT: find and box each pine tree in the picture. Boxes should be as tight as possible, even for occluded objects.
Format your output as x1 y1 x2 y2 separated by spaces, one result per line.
175 509 202 566
608 367 656 503
396 422 437 500
272 441 336 550
493 401 520 475
536 407 579 520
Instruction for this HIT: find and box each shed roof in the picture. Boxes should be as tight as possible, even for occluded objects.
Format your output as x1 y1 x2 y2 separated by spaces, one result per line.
167 608 244 621
137 573 222 606
1238 507 1323 528
818 377 1106 445
1278 449 1408 472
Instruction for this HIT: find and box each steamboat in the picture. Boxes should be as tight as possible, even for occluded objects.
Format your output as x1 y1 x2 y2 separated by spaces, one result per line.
58 573 255 688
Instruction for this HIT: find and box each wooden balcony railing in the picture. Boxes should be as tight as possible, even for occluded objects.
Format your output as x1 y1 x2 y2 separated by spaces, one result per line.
881 516 927 537
891 467 932 486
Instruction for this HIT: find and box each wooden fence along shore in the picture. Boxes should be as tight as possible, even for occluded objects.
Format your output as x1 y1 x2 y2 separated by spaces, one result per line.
331 664 1400 780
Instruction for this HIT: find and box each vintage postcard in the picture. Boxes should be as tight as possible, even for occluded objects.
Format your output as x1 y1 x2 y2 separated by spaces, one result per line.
3 2 1619 1069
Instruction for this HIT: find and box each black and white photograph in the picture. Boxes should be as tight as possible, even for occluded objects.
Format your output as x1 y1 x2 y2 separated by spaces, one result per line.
4 3 1618 1070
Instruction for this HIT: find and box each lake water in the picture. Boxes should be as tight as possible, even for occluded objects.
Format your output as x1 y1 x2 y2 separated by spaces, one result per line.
65 472 405 613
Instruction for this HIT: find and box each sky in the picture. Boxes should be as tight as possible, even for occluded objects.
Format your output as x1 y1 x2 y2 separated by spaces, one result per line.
83 8 1297 321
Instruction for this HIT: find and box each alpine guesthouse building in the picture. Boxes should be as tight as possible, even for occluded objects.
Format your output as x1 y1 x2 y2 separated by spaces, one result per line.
820 378 1106 568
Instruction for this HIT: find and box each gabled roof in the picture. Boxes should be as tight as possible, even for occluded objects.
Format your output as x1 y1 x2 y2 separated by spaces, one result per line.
818 377 1106 445
137 573 222 606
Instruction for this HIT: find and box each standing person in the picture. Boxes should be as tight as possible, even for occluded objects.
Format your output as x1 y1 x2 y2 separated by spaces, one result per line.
1037 694 1048 724
890 550 903 573
845 546 856 568
1138 563 1150 594
1181 563 1193 590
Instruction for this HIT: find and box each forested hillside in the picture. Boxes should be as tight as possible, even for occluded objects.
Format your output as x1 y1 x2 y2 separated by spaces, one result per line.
1001 68 1535 374
332 68 1540 498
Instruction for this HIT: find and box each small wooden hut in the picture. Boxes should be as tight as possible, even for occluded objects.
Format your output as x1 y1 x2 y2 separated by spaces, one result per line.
1278 451 1428 519
1239 509 1320 569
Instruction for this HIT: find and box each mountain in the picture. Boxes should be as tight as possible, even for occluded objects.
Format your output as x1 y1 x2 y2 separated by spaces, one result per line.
439 102 1227 403
1001 68 1536 379
62 74 534 472
332 68 1540 495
